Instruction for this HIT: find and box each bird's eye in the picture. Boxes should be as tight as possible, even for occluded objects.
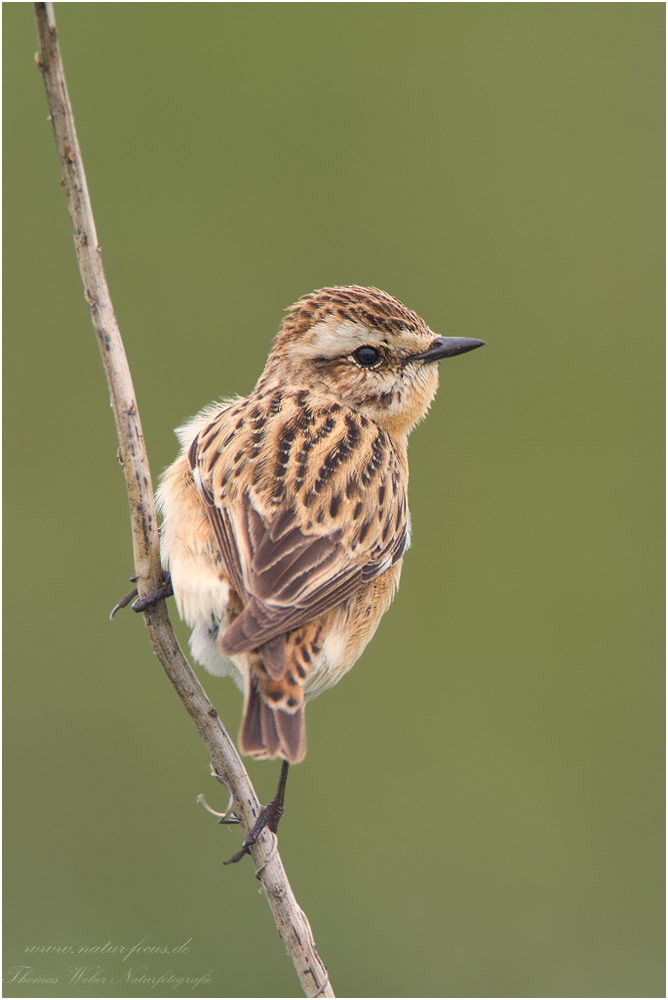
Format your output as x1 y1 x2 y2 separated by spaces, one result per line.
352 346 381 368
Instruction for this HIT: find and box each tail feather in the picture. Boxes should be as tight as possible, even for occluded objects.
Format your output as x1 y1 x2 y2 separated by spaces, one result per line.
239 680 265 756
275 707 306 763
259 698 282 758
240 678 306 764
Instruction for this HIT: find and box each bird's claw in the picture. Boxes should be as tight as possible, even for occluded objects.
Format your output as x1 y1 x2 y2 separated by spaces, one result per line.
131 572 173 612
109 573 173 620
223 760 289 865
223 805 276 865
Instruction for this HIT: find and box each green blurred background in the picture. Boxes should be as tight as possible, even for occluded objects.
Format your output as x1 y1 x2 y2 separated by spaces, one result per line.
3 3 664 997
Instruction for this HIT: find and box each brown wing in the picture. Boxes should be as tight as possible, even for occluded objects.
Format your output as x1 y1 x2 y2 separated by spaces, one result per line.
189 389 408 657
207 496 376 655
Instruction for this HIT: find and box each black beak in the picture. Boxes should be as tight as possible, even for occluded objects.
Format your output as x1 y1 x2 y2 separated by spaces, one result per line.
409 336 486 363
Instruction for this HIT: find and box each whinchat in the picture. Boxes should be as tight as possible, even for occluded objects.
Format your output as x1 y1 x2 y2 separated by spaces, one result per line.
158 286 484 770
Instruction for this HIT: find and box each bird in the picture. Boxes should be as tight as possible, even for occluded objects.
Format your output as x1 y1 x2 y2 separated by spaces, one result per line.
156 285 484 858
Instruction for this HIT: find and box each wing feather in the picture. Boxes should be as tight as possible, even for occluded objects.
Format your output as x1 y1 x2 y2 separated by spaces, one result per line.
188 391 408 655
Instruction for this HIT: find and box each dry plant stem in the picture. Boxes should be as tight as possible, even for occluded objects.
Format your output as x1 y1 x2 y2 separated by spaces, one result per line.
33 5 334 997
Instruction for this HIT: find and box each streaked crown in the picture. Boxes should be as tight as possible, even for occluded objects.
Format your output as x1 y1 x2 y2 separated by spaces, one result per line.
278 285 431 345
257 285 477 439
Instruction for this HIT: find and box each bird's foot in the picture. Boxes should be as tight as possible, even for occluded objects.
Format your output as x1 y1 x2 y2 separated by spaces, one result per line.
132 572 173 612
223 799 284 865
223 759 289 865
109 572 173 620
109 577 138 620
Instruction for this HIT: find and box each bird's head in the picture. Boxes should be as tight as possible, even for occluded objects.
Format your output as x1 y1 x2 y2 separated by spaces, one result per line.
261 285 484 438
